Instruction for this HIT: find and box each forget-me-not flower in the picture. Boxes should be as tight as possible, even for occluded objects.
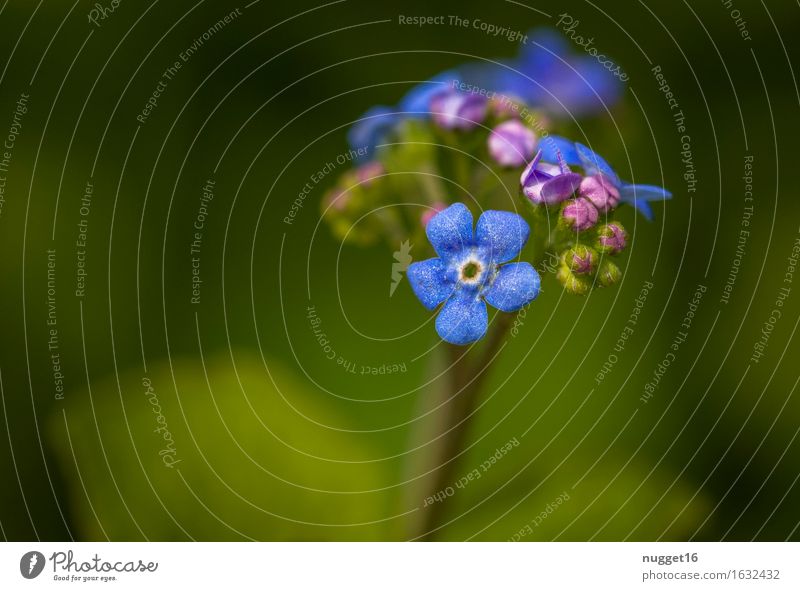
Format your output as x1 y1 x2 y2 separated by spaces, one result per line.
407 203 541 345
347 28 623 158
455 28 622 117
541 136 672 221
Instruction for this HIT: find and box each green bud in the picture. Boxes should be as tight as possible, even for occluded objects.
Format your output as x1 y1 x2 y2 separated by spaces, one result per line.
594 222 628 255
557 263 591 295
561 245 597 275
597 260 622 287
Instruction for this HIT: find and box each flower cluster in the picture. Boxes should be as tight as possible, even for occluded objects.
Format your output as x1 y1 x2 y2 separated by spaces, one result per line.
347 27 623 160
320 28 673 343
471 121 669 294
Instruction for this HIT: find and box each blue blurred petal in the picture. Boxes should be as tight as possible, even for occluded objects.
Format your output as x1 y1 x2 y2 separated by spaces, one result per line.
619 184 672 221
426 203 474 260
575 143 621 185
552 56 622 115
398 71 456 114
513 28 623 116
475 210 529 264
347 106 399 158
453 60 511 95
407 258 454 311
518 28 572 71
635 199 654 221
621 193 654 220
620 183 672 201
483 262 541 312
435 290 488 345
539 135 581 165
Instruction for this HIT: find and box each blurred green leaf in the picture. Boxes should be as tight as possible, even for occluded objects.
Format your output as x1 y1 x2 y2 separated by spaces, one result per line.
49 354 397 541
437 446 711 541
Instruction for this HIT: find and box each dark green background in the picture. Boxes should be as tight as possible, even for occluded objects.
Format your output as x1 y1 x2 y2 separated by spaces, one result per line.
0 0 798 541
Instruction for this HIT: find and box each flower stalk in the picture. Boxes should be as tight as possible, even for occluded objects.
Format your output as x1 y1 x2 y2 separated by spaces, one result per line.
412 312 514 540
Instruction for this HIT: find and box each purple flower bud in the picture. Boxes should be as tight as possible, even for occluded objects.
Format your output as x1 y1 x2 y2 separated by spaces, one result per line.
430 91 487 130
561 197 599 231
563 245 597 275
596 222 627 255
579 174 620 213
520 152 582 205
488 120 538 167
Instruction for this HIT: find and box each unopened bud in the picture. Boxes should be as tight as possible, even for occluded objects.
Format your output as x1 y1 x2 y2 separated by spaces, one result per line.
487 120 537 167
557 264 591 295
596 260 622 287
562 245 597 275
579 174 620 212
561 197 599 232
355 161 385 187
431 90 487 130
595 222 627 255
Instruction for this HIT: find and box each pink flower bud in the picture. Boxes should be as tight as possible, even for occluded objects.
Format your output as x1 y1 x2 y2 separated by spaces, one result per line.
596 222 628 254
355 161 385 187
561 197 599 231
487 120 538 167
579 174 620 213
430 91 487 130
563 245 597 275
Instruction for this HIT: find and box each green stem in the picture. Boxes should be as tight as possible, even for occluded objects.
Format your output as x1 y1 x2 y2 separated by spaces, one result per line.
413 313 514 540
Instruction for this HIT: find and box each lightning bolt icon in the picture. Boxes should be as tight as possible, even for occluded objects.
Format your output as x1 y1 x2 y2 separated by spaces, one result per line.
29 554 38 574
390 240 413 297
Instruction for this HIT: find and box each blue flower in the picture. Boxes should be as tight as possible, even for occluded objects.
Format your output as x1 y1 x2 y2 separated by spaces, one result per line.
540 136 672 221
347 28 623 157
407 203 541 345
397 70 458 114
455 28 622 117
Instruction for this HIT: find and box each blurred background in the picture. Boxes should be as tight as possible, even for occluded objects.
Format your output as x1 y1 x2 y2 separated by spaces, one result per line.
0 0 798 541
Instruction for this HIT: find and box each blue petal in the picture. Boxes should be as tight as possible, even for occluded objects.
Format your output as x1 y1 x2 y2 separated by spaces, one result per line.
475 210 530 264
483 262 541 312
435 290 488 345
398 72 455 114
347 106 399 158
623 195 654 221
620 183 672 202
407 258 453 310
551 56 623 116
516 29 622 116
539 135 580 165
575 143 621 186
426 203 474 260
518 28 572 72
454 61 512 98
620 184 671 221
